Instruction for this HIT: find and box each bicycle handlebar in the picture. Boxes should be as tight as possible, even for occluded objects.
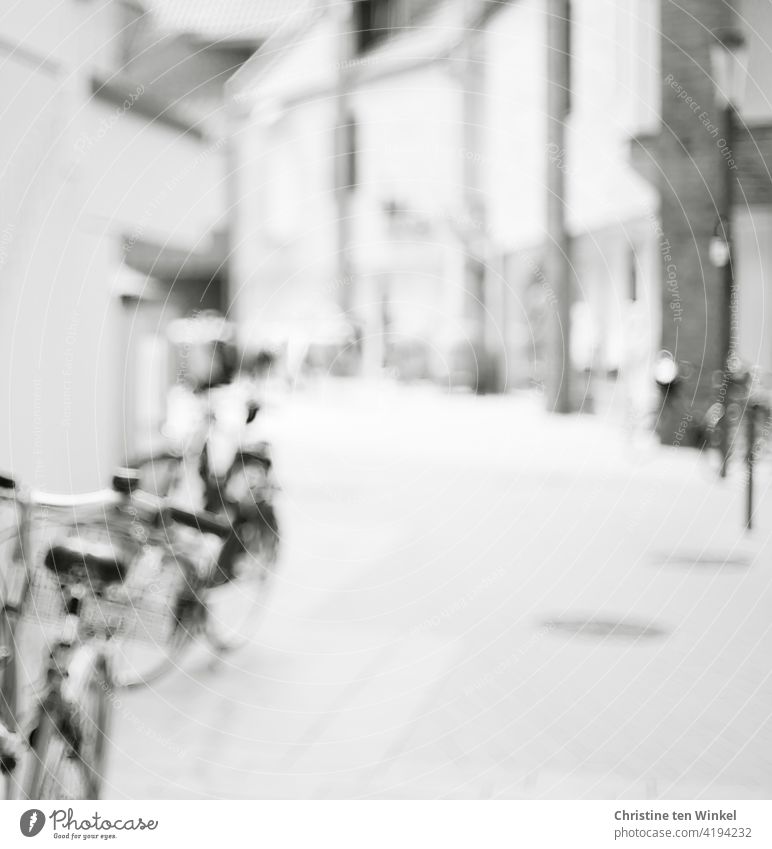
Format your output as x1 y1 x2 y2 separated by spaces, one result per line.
167 505 232 538
27 488 120 510
3 471 232 546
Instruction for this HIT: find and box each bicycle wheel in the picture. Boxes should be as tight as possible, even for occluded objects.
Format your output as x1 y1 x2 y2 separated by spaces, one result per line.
111 557 202 690
204 502 280 653
0 607 19 799
23 654 111 800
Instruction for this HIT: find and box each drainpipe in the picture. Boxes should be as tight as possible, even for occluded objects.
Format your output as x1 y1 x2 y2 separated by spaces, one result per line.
223 75 250 327
334 2 356 315
544 0 573 412
460 24 493 393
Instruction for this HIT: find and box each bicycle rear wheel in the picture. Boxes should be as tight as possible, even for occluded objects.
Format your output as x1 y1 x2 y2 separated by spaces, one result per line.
23 655 111 800
204 502 280 653
0 607 19 799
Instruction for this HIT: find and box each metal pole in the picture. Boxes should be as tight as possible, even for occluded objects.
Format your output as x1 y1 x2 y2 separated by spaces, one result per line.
745 403 756 530
718 102 736 477
545 0 572 413
334 2 355 314
461 29 490 393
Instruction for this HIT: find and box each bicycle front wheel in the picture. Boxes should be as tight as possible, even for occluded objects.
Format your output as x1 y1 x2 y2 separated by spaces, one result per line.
23 654 112 800
110 552 202 690
204 502 280 653
111 594 199 689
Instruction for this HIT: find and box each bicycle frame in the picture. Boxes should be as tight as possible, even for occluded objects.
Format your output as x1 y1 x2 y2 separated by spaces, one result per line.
1 483 142 798
23 585 115 794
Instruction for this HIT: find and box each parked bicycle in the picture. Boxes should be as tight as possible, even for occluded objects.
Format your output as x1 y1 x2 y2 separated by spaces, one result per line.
655 353 772 527
0 470 160 798
125 359 281 684
115 442 280 689
123 310 282 683
0 474 25 799
0 469 242 799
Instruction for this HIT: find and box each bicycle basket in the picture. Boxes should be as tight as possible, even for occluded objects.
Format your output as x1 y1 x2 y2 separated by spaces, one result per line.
21 506 185 646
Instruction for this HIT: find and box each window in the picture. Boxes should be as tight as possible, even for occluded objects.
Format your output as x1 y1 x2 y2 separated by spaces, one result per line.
629 246 639 302
336 113 357 192
354 0 435 53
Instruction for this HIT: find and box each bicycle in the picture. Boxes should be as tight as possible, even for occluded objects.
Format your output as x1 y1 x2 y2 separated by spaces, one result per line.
120 394 281 687
109 453 278 688
0 474 28 799
0 602 20 799
0 472 147 798
0 469 227 799
655 353 772 527
150 312 282 664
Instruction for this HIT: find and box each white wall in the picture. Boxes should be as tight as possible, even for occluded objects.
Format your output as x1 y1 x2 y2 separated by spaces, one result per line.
0 32 120 491
248 14 340 109
351 67 462 343
486 0 659 253
571 0 660 138
229 97 338 342
735 207 772 376
78 102 226 251
728 6 772 377
0 1 226 490
353 68 461 218
485 0 547 251
231 20 464 343
227 10 345 338
739 0 772 123
484 0 660 394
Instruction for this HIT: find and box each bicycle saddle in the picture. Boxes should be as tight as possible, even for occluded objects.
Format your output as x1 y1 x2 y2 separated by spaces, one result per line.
44 536 130 585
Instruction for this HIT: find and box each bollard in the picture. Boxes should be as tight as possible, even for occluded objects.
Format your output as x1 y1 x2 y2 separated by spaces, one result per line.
745 404 756 531
720 406 730 479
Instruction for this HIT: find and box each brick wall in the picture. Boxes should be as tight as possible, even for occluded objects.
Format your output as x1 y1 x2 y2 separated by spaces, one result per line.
636 1 755 442
736 124 772 204
660 0 734 389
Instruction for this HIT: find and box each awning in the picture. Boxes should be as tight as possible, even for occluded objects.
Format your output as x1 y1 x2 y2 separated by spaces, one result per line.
111 265 166 301
122 231 228 284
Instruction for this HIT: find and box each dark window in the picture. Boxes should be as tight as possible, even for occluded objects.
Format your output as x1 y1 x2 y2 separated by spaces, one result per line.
335 113 357 192
629 247 639 302
354 0 433 53
345 115 357 190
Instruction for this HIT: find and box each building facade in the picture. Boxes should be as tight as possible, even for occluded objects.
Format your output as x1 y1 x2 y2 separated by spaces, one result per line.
228 0 663 403
228 1 508 387
228 0 772 429
634 0 772 443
